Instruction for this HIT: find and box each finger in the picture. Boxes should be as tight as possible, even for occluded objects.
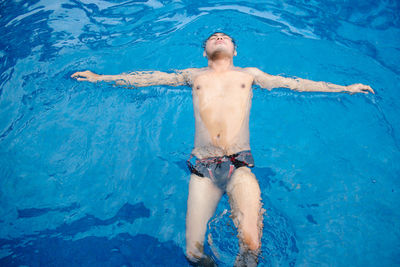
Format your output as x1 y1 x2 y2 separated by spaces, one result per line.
76 78 87 81
364 85 374 94
362 87 373 94
71 72 83 78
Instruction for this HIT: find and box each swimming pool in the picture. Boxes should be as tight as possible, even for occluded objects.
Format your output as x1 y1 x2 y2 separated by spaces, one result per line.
1 0 399 266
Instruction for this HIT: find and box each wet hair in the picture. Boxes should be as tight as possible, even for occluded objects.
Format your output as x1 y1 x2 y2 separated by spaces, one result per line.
202 32 237 50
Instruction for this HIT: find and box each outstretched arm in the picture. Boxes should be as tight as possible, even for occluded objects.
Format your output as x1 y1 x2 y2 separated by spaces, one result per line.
71 69 195 87
246 68 374 94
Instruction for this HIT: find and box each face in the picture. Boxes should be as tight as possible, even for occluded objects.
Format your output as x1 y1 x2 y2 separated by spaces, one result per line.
203 33 237 58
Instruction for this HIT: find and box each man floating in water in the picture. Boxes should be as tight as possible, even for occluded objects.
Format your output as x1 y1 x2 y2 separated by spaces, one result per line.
71 32 374 266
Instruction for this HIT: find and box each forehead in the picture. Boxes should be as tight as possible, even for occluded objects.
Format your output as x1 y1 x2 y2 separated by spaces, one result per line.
208 33 231 39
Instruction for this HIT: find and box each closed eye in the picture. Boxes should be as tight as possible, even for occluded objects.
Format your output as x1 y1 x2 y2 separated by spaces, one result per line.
209 35 231 41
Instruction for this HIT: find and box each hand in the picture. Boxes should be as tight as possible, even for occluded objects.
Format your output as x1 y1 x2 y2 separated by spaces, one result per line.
346 83 375 94
71 70 101 82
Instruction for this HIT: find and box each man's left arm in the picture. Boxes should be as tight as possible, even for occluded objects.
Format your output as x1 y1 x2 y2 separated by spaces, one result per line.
245 67 374 94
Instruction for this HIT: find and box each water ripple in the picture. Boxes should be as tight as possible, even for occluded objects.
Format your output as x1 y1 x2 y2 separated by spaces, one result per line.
1 1 399 266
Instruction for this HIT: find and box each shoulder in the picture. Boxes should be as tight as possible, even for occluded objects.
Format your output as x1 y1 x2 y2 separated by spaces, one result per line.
240 67 263 76
233 67 264 83
177 67 209 85
175 68 208 76
178 67 208 75
241 67 275 82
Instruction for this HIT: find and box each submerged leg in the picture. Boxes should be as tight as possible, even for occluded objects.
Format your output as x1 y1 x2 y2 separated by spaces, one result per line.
226 167 263 266
186 174 223 266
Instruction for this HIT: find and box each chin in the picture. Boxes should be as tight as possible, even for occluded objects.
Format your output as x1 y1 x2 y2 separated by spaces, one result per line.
208 50 233 59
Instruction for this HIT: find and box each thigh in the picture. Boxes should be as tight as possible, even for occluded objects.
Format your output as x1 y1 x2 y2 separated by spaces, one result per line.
186 174 223 258
226 167 261 219
226 167 262 250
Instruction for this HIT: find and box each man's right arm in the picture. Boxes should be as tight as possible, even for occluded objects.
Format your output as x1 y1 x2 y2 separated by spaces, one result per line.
71 69 196 87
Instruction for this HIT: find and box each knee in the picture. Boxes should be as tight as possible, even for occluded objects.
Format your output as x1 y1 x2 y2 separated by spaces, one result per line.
186 242 203 262
186 251 200 263
242 229 261 251
186 245 216 267
240 220 261 251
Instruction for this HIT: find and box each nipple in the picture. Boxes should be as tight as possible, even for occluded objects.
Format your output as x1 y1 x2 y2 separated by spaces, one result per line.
196 85 201 90
241 84 245 88
217 134 220 138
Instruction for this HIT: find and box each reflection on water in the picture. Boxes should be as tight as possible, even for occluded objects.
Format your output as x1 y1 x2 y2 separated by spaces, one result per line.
2 0 399 73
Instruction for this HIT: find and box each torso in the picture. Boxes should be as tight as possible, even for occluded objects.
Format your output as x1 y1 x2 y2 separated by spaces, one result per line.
190 67 255 158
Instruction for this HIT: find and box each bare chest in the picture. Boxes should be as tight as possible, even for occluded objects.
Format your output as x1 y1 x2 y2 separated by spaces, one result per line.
192 71 253 106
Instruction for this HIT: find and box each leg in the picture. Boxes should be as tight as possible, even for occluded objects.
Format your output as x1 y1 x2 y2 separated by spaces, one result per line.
226 167 263 266
186 174 223 264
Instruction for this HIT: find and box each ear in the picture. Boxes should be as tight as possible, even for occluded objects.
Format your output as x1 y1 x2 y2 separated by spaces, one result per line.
234 50 237 56
203 51 206 57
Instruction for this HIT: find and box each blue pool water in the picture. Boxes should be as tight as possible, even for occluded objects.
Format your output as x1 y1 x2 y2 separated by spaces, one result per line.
1 0 400 266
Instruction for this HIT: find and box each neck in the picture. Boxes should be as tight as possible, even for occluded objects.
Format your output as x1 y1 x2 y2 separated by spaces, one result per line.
207 53 234 72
